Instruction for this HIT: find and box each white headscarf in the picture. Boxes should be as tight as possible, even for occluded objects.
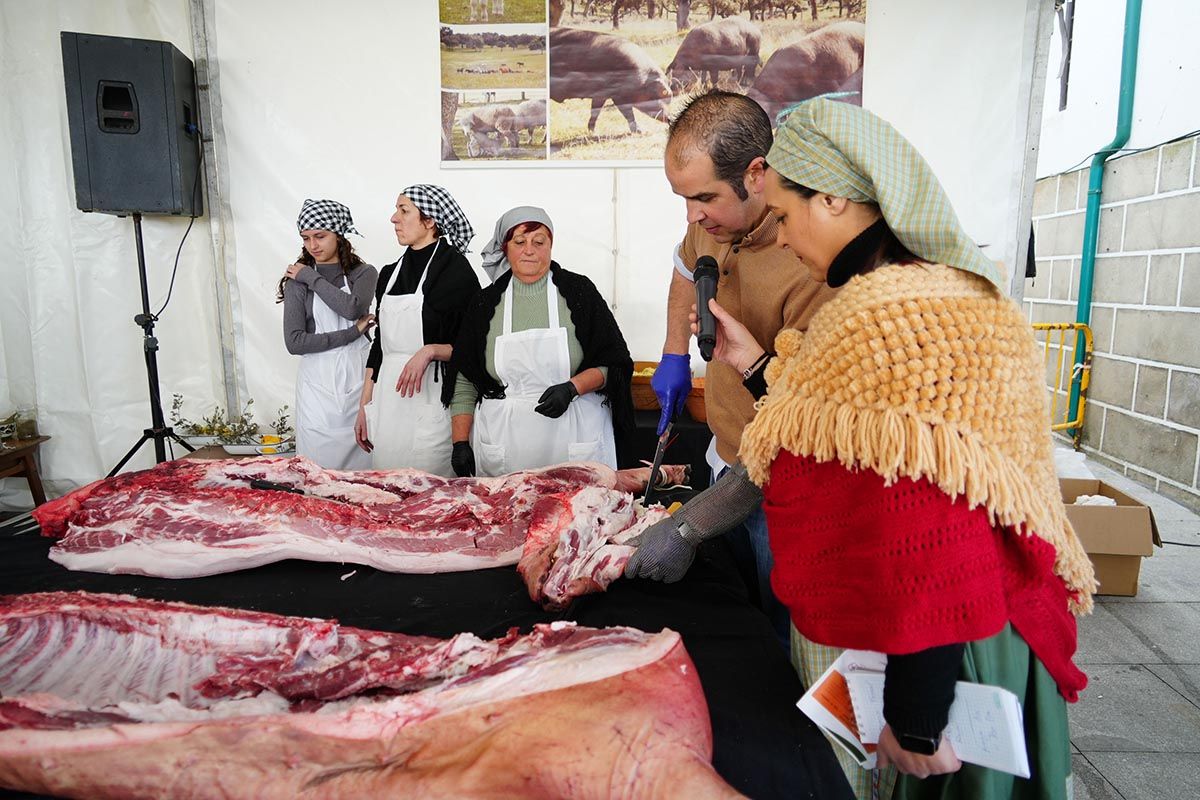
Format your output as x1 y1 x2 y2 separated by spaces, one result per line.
479 206 555 282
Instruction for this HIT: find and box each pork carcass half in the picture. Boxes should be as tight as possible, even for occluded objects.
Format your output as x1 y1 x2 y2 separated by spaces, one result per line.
0 591 739 799
35 457 681 579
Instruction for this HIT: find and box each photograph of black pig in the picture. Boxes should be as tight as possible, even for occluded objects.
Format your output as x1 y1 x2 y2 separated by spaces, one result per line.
666 17 762 91
746 20 865 122
549 28 672 135
446 3 867 163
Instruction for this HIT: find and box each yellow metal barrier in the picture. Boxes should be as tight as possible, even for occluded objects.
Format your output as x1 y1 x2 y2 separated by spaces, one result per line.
1032 322 1093 447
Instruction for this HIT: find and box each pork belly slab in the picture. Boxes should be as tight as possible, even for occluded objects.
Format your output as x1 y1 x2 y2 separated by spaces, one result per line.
35 458 660 579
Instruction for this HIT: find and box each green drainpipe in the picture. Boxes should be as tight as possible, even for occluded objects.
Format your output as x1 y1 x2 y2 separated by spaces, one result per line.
1069 0 1143 436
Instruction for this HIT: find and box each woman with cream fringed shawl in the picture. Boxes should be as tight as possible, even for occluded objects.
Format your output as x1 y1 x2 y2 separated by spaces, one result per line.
625 98 1094 800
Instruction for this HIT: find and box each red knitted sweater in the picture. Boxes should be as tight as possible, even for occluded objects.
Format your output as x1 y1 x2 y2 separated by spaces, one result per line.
764 451 1087 702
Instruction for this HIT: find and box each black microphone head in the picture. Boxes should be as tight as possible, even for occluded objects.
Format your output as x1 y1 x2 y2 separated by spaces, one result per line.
694 255 719 280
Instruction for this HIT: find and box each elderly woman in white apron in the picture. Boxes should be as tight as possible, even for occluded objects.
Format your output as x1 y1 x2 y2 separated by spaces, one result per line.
355 185 480 475
448 207 634 477
279 199 377 470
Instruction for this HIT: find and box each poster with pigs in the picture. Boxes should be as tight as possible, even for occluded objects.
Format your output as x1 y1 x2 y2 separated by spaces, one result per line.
440 1 866 166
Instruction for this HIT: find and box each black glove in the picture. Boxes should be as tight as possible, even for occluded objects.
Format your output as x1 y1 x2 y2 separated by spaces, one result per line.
535 381 578 419
623 516 697 583
451 441 475 477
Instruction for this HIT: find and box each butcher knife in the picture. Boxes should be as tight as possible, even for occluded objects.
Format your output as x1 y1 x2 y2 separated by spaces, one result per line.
250 479 305 495
0 511 39 536
642 420 673 508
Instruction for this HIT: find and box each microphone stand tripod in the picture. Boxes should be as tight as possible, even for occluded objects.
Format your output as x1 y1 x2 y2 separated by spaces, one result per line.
107 212 194 477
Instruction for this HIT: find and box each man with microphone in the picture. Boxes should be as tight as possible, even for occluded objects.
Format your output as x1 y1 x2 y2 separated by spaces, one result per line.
636 90 836 646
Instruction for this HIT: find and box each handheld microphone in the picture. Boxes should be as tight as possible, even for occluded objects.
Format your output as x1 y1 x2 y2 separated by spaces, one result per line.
694 255 719 362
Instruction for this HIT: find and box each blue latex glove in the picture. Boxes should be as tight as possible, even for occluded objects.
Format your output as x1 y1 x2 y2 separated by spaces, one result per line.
651 353 690 435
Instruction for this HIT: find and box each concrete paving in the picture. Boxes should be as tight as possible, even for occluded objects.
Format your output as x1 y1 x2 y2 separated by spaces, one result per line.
1071 460 1200 800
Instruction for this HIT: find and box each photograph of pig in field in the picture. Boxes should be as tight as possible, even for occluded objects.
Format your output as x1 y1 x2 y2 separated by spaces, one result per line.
545 0 866 163
441 25 548 90
449 90 548 161
440 0 546 25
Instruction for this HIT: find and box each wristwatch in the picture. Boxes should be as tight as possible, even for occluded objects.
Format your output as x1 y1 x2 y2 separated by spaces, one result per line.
896 731 941 756
741 351 771 380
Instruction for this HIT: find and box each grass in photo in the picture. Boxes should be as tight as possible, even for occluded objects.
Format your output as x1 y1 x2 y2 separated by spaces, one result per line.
439 0 546 25
442 45 546 90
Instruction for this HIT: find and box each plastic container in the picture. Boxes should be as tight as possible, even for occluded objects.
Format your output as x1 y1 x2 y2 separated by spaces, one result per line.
15 406 38 439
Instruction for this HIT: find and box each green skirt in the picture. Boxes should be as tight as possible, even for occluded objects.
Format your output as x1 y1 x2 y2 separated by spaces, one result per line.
793 624 1073 800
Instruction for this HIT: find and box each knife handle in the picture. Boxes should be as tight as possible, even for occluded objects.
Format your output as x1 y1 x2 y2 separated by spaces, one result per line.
250 479 304 495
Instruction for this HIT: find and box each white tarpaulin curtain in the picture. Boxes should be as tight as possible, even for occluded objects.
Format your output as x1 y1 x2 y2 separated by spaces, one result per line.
0 0 225 506
2 0 1042 508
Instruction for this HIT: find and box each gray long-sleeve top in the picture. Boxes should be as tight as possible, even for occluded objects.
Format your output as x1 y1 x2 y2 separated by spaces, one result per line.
282 262 378 355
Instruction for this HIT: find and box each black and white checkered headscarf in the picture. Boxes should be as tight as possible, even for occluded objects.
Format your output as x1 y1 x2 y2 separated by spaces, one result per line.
296 198 362 237
402 184 474 253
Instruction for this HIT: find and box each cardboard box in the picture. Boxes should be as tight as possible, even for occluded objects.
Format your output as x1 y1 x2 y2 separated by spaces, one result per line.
1060 479 1162 597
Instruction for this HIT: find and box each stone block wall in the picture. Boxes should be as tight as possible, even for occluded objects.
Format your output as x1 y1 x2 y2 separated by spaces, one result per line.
1027 135 1200 512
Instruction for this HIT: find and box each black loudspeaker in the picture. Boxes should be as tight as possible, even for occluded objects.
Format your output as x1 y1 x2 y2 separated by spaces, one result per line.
61 31 203 217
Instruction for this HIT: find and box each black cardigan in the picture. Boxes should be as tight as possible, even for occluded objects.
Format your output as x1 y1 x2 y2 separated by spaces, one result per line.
446 262 635 435
366 239 481 387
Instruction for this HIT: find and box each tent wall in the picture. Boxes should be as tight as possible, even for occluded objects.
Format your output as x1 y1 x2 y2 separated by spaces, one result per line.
0 0 225 505
2 0 1048 505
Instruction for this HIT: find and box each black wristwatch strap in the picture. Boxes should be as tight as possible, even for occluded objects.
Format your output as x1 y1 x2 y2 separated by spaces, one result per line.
897 731 941 756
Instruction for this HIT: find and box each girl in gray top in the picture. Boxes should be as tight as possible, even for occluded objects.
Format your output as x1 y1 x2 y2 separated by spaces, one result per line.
278 199 378 469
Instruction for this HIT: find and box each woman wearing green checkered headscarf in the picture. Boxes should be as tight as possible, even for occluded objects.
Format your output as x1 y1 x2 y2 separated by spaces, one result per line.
630 98 1091 800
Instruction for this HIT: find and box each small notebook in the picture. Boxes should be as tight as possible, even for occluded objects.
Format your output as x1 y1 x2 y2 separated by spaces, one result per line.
799 650 1031 778
796 650 886 769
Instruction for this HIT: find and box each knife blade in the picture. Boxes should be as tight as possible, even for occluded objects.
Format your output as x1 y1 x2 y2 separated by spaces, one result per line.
642 420 673 508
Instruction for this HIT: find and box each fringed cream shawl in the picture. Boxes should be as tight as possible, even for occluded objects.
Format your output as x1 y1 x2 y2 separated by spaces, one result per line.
739 262 1096 613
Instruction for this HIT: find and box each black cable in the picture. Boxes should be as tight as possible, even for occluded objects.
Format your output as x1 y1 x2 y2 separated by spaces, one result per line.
1055 127 1200 177
1161 540 1200 548
153 126 206 319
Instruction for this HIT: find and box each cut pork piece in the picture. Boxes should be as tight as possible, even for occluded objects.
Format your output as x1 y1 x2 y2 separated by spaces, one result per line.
0 591 740 800
35 457 668 579
519 487 671 610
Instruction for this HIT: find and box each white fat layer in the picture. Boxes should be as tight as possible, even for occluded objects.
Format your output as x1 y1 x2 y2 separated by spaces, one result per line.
50 536 525 578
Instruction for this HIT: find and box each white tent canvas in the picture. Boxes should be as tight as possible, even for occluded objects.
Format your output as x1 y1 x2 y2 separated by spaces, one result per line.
1 0 1048 505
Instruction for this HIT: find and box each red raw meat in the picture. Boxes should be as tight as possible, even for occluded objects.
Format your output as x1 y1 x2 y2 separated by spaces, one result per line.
519 487 671 610
0 592 740 799
35 457 664 579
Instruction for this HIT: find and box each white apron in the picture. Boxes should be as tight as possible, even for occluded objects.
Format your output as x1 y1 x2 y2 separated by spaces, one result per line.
295 274 371 470
364 242 454 476
472 276 617 477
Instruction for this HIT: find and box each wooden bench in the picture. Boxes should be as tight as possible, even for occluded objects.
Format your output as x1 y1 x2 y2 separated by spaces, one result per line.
0 435 51 506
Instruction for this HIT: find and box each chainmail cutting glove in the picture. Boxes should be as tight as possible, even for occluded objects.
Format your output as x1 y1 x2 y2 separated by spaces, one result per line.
623 516 697 583
624 463 764 583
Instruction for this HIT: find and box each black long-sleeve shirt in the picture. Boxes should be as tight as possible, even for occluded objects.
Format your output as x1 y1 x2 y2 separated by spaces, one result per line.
365 239 481 382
